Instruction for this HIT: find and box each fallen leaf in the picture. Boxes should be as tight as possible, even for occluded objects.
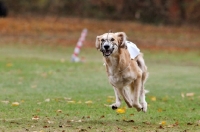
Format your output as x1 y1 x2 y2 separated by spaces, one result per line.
67 101 75 103
142 121 151 125
32 116 39 120
159 121 166 126
187 122 193 125
173 121 179 126
1 100 9 104
123 119 134 122
116 107 126 114
75 119 82 122
100 115 105 119
45 98 50 102
12 102 20 106
64 97 71 100
158 125 164 129
186 93 194 97
85 100 93 104
181 93 185 98
117 127 124 132
57 109 62 113
151 96 156 101
167 125 174 128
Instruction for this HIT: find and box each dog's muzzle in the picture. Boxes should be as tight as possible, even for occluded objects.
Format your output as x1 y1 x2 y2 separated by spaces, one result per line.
101 43 114 57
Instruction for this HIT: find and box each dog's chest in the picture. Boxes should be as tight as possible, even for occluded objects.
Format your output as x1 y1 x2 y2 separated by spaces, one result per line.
108 72 134 87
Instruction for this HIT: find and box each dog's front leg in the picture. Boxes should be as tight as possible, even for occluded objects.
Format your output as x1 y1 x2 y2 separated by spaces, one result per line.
118 88 133 108
110 86 121 110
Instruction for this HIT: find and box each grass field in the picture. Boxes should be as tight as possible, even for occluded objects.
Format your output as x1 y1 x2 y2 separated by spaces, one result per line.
0 17 200 132
0 44 199 132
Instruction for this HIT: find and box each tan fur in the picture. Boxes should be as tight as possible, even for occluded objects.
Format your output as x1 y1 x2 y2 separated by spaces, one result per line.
96 32 148 112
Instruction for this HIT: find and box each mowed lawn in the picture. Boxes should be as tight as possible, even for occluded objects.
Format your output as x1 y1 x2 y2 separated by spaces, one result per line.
0 44 199 132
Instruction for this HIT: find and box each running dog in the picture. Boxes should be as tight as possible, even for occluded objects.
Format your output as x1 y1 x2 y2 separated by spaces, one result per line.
95 32 148 112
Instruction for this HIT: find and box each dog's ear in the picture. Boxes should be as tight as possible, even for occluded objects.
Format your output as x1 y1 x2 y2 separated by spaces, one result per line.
95 36 101 50
115 32 127 48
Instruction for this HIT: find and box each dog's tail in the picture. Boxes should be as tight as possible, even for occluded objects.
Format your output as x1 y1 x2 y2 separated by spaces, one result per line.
136 53 149 93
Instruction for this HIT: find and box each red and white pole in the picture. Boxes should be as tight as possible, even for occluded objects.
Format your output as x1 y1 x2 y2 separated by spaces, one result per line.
71 28 88 62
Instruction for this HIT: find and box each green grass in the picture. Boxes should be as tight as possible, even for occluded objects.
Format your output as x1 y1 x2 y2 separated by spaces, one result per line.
0 44 200 132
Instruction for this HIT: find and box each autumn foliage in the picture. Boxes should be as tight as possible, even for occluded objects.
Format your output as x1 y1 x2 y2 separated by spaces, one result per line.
0 16 200 52
1 0 200 25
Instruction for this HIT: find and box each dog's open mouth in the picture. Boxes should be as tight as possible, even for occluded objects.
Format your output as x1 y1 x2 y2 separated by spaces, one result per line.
103 49 113 57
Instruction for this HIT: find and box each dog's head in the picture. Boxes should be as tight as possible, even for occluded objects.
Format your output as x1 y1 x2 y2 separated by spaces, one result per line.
95 32 127 57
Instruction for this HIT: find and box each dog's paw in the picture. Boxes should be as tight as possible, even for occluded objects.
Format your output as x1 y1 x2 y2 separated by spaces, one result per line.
110 102 121 110
141 102 147 112
133 103 142 112
111 105 118 110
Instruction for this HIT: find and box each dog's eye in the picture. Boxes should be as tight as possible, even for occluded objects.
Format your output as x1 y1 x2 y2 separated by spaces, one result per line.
101 39 105 42
111 38 115 41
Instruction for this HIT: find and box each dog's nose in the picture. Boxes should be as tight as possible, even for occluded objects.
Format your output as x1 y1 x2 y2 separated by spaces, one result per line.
104 45 110 50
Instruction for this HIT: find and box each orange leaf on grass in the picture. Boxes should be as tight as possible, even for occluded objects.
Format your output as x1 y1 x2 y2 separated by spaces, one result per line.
116 107 126 114
12 102 20 106
159 121 166 126
151 96 156 101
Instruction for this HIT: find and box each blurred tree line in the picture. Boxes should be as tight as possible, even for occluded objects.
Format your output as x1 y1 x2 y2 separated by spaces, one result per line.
1 0 200 25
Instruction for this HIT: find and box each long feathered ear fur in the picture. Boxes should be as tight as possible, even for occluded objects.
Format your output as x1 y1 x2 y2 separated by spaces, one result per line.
95 36 101 50
115 32 127 48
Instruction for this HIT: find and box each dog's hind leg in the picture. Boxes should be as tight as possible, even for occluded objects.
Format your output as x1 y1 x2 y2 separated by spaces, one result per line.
136 53 148 112
110 87 121 110
130 76 143 112
140 84 147 112
140 72 148 112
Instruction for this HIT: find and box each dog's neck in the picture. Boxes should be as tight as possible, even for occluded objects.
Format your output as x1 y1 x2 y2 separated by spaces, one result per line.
104 48 131 76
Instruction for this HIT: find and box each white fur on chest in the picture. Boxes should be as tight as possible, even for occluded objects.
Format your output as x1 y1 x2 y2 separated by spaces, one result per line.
105 56 137 88
107 66 136 88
